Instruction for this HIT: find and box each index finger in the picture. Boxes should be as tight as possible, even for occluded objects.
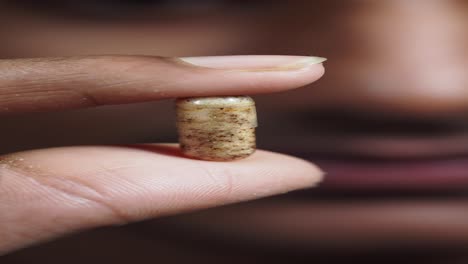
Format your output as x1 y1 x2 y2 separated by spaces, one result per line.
0 55 325 113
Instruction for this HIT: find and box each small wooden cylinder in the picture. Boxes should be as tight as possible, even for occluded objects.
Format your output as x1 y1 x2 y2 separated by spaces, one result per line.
176 96 257 161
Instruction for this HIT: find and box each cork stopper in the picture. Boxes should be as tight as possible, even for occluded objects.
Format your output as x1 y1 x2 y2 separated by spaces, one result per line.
176 96 257 161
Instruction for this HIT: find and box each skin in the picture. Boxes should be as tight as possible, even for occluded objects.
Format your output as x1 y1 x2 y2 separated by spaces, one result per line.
0 55 324 254
2 0 468 259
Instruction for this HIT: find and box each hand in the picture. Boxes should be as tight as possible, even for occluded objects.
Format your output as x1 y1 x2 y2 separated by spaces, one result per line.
0 55 325 254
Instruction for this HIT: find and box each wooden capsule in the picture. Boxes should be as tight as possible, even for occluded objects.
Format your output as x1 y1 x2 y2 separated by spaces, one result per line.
176 96 257 161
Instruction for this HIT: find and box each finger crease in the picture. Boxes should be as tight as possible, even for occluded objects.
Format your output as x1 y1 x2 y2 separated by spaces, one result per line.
5 166 131 225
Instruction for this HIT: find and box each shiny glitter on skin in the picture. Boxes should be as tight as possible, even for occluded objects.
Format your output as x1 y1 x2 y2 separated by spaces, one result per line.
176 96 257 161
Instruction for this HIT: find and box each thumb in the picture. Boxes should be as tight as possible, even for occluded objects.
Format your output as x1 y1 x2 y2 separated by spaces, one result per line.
0 144 322 254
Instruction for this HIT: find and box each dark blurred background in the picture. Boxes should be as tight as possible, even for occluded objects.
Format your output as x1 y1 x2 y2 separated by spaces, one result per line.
2 0 468 263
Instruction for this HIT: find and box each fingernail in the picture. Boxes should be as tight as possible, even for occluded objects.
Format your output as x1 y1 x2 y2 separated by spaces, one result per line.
177 55 326 72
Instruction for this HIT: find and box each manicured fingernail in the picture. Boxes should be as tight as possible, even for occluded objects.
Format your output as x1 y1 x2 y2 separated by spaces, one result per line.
287 57 327 68
177 55 326 71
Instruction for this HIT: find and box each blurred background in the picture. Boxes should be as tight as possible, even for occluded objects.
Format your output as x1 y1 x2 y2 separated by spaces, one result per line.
2 0 468 263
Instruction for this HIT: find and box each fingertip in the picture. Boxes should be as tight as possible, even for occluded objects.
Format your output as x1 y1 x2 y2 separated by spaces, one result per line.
169 55 327 95
233 61 326 94
243 150 324 190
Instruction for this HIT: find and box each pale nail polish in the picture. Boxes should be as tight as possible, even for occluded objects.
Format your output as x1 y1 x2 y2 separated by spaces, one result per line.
177 55 327 71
